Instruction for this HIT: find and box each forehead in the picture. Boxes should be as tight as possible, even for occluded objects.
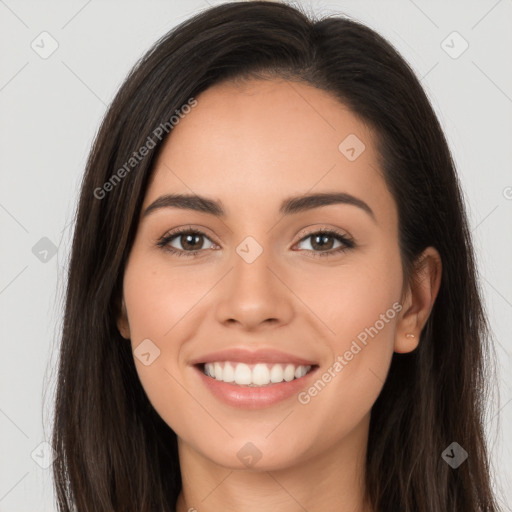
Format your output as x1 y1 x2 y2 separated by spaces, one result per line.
144 79 395 225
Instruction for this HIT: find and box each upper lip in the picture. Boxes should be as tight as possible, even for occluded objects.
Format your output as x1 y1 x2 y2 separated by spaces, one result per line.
189 348 318 366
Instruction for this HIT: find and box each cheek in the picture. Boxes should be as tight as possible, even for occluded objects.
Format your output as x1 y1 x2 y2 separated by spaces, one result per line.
122 254 217 418
122 260 201 431
123 258 209 343
292 248 402 415
289 244 403 351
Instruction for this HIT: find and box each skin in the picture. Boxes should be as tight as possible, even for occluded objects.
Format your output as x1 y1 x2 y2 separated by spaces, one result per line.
117 78 442 512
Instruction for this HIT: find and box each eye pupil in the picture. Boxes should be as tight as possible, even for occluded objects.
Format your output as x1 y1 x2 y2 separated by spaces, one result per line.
311 234 334 250
182 234 202 250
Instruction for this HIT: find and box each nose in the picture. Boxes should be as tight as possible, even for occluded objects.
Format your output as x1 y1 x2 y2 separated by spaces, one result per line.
214 245 295 332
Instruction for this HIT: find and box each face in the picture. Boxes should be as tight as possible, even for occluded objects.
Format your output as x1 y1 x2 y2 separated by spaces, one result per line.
117 78 411 471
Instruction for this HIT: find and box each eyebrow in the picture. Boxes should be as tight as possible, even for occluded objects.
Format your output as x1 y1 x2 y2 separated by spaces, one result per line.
143 192 375 221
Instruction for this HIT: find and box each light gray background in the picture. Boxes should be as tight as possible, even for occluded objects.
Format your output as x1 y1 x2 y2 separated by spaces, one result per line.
0 1 511 510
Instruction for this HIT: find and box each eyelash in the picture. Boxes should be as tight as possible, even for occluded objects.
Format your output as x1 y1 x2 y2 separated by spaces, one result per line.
156 226 355 259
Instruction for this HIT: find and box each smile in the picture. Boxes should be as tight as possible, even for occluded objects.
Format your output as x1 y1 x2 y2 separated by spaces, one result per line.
201 361 314 387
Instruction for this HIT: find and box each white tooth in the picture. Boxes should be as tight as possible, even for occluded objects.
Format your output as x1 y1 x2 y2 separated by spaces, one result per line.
204 361 311 385
295 365 308 378
252 363 270 386
234 363 252 385
283 364 296 382
223 362 235 382
205 363 215 377
270 364 284 383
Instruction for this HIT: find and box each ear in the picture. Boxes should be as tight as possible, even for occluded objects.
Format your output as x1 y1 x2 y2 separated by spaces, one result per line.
116 296 131 340
395 247 442 353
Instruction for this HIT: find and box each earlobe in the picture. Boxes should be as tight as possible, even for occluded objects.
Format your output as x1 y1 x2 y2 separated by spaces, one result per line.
394 247 442 354
117 297 131 340
394 332 418 353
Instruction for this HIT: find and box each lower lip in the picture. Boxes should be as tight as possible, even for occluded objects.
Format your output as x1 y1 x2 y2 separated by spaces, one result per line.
194 365 318 409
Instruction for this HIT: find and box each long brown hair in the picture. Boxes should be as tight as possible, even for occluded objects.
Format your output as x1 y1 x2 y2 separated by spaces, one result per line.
52 1 502 510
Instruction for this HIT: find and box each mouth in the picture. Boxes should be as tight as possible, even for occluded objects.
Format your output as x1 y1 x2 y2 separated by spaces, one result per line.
193 360 319 409
197 361 318 387
190 347 320 408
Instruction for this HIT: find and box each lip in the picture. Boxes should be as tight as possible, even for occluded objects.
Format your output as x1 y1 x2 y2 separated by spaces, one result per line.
189 347 318 367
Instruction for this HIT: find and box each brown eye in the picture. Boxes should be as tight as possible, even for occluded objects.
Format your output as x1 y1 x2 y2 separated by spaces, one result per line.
309 233 336 251
157 229 216 256
295 230 355 258
176 233 205 251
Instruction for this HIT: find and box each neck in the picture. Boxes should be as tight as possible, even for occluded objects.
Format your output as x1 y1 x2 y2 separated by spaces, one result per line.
175 415 373 512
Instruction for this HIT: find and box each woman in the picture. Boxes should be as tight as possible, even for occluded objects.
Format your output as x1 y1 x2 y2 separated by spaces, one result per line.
52 1 502 510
